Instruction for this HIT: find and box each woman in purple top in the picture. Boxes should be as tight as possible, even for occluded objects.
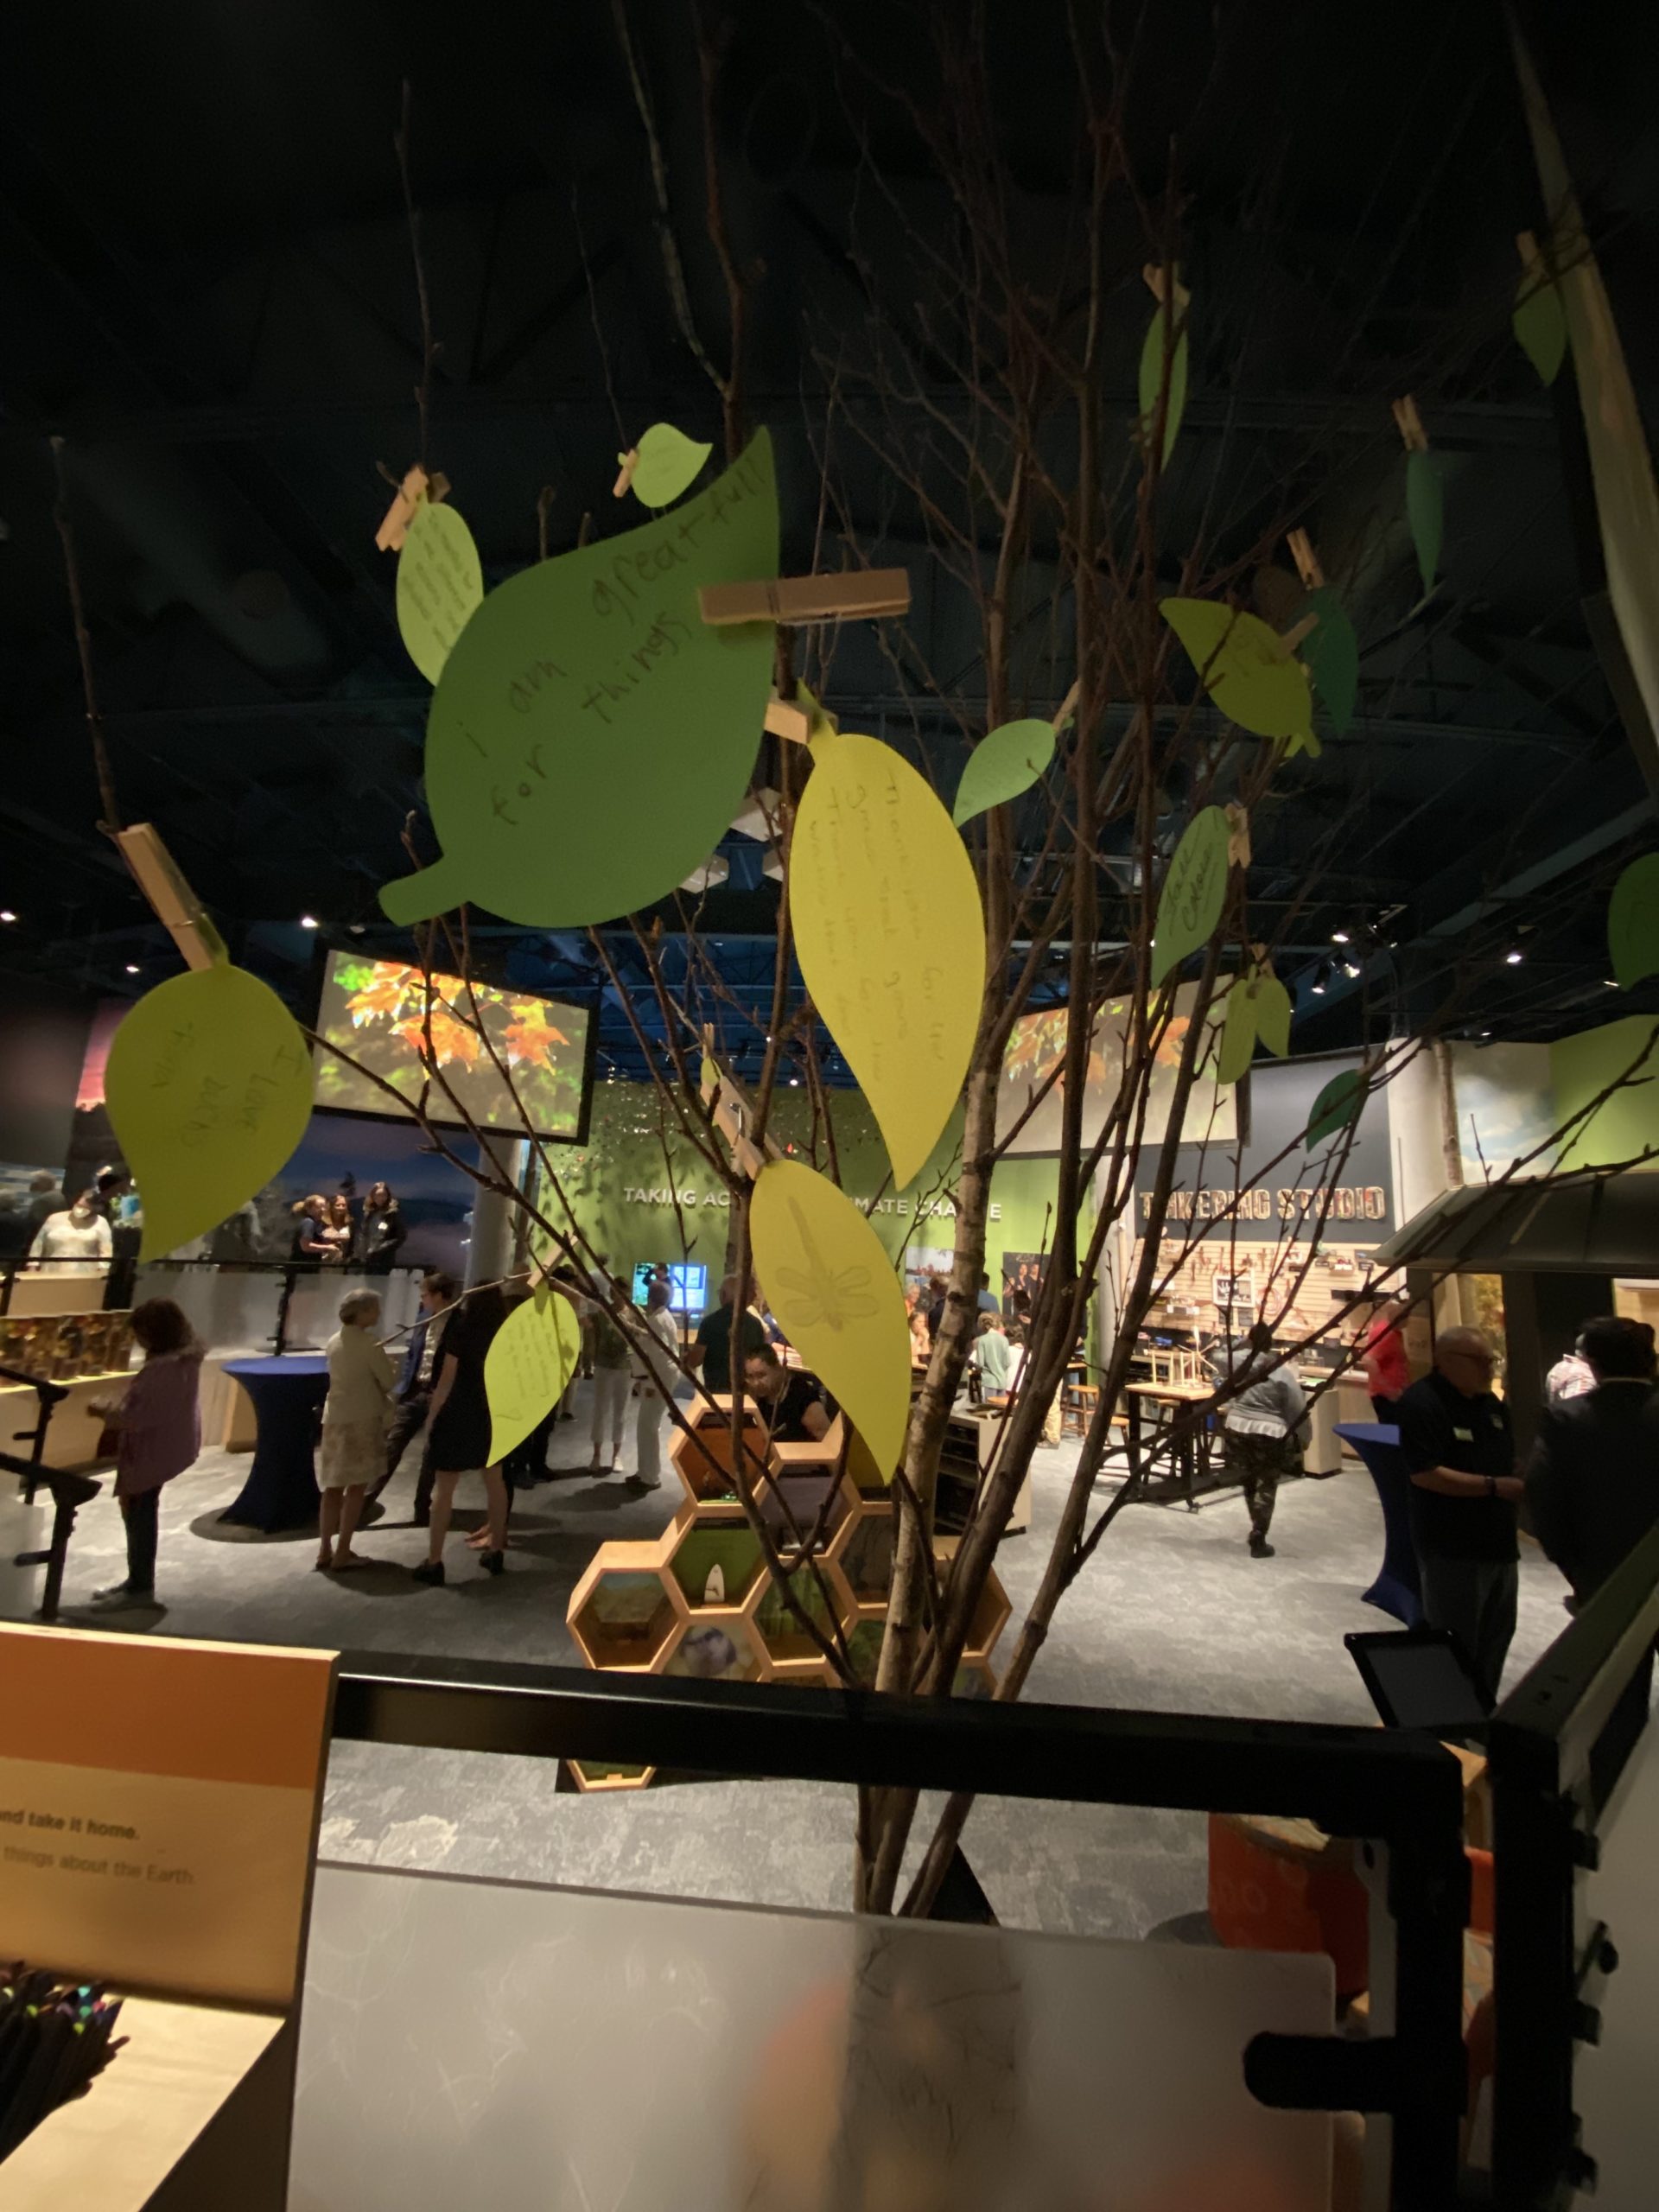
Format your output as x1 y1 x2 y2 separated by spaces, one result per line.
88 1298 204 1605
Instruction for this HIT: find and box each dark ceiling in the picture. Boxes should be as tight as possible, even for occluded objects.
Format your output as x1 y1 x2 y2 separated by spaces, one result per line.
1 0 1656 1087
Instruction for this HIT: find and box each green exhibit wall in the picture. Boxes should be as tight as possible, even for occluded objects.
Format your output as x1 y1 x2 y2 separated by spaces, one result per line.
1550 1015 1659 1172
536 1078 1082 1307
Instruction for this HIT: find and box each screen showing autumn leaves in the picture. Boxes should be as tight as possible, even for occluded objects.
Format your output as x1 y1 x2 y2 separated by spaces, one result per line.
314 954 591 1140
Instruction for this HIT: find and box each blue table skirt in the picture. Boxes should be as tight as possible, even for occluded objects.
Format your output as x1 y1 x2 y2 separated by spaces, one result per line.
219 1355 329 1533
1336 1420 1421 1627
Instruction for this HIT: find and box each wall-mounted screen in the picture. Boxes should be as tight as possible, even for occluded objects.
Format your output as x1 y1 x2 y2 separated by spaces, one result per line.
314 954 594 1143
632 1261 708 1316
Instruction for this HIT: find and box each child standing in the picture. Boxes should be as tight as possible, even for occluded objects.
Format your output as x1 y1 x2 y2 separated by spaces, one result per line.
90 1297 203 1606
318 1289 396 1572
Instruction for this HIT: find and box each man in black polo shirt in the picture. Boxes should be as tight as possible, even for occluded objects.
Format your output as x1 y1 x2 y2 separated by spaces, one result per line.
1395 1326 1524 1709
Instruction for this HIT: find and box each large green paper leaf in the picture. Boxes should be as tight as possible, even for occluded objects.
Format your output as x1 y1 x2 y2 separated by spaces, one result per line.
105 966 313 1263
1306 1067 1367 1146
1215 981 1259 1086
1137 310 1189 466
486 1283 582 1462
397 500 484 684
1159 599 1313 740
1608 853 1659 988
382 431 778 927
1406 448 1442 598
1299 585 1359 736
952 717 1057 827
1152 806 1231 988
1255 973 1293 1058
1513 271 1567 388
628 422 714 509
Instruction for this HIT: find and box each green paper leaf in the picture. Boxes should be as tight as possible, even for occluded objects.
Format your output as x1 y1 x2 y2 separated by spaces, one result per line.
952 717 1057 827
397 500 485 684
1159 598 1313 740
1255 973 1293 1058
1513 271 1567 388
1306 1067 1367 1147
1152 805 1231 988
1299 586 1359 736
1406 448 1443 597
1283 727 1323 760
105 966 313 1263
1608 853 1659 988
1215 981 1259 1086
381 430 779 928
628 422 714 508
1137 311 1189 467
486 1282 582 1463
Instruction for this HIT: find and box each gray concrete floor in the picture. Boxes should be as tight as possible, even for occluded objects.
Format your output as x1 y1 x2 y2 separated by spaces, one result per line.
3 1385 1572 1938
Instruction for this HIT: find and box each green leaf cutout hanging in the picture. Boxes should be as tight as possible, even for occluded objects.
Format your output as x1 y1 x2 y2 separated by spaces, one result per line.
627 423 714 508
1405 448 1443 598
1212 963 1293 1086
1298 585 1359 736
1151 805 1232 988
486 1282 582 1463
1513 270 1567 388
397 500 485 685
1306 1066 1367 1147
952 717 1057 828
1137 307 1189 466
105 965 314 1263
1160 599 1313 740
1255 972 1293 1058
1608 853 1659 988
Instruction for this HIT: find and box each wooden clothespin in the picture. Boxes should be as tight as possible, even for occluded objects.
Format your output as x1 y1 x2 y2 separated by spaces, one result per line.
763 693 812 745
1286 529 1325 591
613 448 639 499
115 823 228 972
1275 610 1320 659
698 1024 782 1180
1141 263 1192 317
374 465 450 553
698 569 911 628
1224 804 1252 871
1390 395 1428 454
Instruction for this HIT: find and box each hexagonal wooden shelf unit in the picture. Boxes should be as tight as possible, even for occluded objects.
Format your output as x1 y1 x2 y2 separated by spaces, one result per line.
669 1391 771 1514
843 1424 893 1499
659 1614 766 1684
950 1656 999 1702
567 1535 683 1673
962 1567 1012 1662
665 1518 770 1611
567 1760 658 1793
746 1558 844 1669
829 1500 895 1611
762 1656 839 1689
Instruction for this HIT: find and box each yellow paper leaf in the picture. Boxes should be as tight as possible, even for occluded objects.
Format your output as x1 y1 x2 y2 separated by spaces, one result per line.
105 967 313 1263
792 731 984 1187
397 499 485 684
628 422 714 508
486 1282 582 1463
751 1160 911 1479
1159 597 1313 740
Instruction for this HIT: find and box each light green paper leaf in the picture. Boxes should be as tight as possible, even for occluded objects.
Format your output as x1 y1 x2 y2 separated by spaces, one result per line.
1159 598 1313 740
1299 585 1358 736
1406 448 1443 597
381 430 778 928
1137 313 1189 467
1255 973 1293 1057
628 422 714 508
486 1282 582 1463
1306 1067 1367 1147
952 717 1057 827
1513 272 1567 388
397 500 484 684
1151 805 1231 988
1608 853 1659 988
1215 981 1259 1086
1284 727 1323 760
105 966 313 1263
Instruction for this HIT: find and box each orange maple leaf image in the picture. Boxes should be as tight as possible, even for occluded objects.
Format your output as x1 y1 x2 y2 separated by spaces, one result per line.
393 1007 482 1069
504 1002 570 1069
1154 1015 1191 1068
346 964 418 1025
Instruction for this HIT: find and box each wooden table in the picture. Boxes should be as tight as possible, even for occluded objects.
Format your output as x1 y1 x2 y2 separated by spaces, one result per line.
1122 1380 1217 1510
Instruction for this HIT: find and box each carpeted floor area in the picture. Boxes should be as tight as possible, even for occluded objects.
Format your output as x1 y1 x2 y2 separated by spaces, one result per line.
2 1380 1573 1938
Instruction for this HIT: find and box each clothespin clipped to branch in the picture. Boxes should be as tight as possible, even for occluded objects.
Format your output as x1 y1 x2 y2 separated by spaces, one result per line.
1274 609 1321 659
699 569 911 627
1224 804 1252 871
764 681 839 746
613 448 639 499
699 1024 783 1180
1141 263 1192 318
1390 395 1429 454
1286 529 1325 591
374 464 450 553
1051 677 1080 733
116 823 228 972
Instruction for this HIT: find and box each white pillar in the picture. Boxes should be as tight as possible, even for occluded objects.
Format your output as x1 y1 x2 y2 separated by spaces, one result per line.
466 1136 529 1288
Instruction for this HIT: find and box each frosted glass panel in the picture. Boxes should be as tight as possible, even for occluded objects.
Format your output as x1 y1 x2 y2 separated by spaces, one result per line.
292 1859 1332 2211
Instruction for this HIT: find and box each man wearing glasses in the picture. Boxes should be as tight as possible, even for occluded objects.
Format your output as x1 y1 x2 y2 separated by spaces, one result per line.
1395 1326 1524 1709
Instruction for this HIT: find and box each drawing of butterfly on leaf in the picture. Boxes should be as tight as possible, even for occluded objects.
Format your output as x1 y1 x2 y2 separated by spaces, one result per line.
772 1198 880 1332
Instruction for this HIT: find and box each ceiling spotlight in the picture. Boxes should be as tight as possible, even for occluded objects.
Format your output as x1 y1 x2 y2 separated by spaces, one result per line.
789 1077 801 1088
1331 929 1350 944
0 911 16 924
1504 948 1523 966
124 963 140 975
1343 961 1361 979
300 914 320 931
1605 977 1618 988
1311 977 1326 995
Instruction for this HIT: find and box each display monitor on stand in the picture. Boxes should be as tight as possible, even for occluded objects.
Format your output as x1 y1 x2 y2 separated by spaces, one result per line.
631 1262 708 1318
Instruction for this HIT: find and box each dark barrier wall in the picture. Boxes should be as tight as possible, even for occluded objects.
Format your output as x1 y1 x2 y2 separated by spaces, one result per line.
0 984 92 1179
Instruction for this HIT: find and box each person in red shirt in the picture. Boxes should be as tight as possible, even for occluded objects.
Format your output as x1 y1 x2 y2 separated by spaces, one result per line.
1361 1296 1410 1421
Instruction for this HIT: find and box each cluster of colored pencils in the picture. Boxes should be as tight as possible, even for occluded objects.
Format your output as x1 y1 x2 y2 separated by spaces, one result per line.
0 1962 126 2164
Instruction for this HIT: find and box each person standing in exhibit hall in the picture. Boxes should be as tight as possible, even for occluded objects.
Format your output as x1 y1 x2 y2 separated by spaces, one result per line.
369 1268 458 1523
689 1272 767 1396
322 1192 356 1260
291 1195 341 1265
1395 1327 1523 1709
973 1311 1017 1397
87 1299 203 1605
413 1282 511 1584
28 1189 112 1279
316 1290 397 1573
1360 1296 1410 1421
742 1344 832 1443
1211 1323 1307 1559
589 1297 633 1472
630 1278 682 1490
358 1180 407 1274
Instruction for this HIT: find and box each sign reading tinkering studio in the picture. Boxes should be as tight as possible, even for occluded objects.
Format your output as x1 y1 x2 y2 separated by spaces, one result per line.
1146 1183 1389 1225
